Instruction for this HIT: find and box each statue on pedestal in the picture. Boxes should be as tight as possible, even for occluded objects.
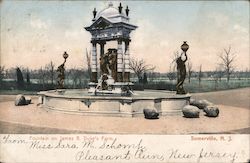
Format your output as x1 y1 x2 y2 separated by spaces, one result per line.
100 49 117 80
57 51 68 89
100 53 110 75
57 63 65 89
176 52 187 94
108 49 117 81
176 41 189 94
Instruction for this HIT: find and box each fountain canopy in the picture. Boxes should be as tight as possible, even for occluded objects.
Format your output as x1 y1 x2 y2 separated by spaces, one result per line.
85 2 137 95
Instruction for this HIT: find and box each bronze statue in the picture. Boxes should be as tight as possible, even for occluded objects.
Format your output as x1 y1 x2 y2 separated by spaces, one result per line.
108 49 117 81
100 52 110 75
57 51 68 89
57 63 65 89
101 74 109 90
100 48 117 81
176 52 187 94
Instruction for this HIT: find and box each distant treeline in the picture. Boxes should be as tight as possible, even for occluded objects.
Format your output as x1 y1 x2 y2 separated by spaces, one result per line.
0 65 250 92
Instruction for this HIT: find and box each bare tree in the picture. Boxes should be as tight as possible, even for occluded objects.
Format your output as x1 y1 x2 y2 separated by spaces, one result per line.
70 69 82 88
167 65 176 82
130 58 155 83
26 68 31 84
198 65 202 86
45 61 55 85
37 67 46 88
187 61 193 83
86 48 91 79
171 51 179 70
216 65 224 82
0 66 5 85
67 68 89 88
218 46 236 82
147 70 158 82
167 51 179 82
212 68 221 90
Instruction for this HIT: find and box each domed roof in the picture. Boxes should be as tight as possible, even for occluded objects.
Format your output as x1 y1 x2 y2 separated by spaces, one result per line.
95 2 128 23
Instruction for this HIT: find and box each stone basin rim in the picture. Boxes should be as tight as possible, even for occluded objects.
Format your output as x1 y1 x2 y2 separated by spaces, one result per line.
37 89 191 100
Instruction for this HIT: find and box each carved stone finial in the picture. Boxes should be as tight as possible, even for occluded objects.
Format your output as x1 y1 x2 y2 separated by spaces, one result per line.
125 6 129 16
118 3 123 14
93 8 97 18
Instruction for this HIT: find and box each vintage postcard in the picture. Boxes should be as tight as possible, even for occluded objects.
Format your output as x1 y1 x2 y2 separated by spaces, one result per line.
0 0 249 162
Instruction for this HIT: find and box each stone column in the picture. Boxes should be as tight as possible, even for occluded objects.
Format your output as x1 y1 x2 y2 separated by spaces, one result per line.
99 42 106 75
91 42 97 83
124 40 130 82
117 39 123 82
100 42 105 57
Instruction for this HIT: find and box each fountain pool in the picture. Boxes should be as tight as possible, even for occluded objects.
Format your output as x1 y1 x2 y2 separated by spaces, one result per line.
38 89 191 117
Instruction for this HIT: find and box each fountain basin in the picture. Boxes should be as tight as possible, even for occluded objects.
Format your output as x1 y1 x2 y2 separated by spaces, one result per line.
38 89 191 117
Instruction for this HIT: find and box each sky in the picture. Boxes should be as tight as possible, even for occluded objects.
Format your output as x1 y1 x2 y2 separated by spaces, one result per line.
0 0 249 72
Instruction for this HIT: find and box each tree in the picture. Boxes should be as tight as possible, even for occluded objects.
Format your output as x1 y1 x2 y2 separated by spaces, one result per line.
147 71 157 82
187 61 193 83
218 46 236 82
26 70 30 84
86 48 91 79
0 66 5 86
0 66 4 80
167 51 179 82
45 61 55 85
167 65 176 81
16 67 24 89
130 58 155 83
143 72 148 84
37 67 46 88
215 65 224 82
211 68 221 90
198 65 202 86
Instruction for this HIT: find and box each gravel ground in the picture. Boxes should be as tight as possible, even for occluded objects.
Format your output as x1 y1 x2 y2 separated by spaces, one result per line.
192 87 250 109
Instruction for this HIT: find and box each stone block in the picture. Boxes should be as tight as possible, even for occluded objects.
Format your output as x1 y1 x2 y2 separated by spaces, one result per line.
25 96 32 104
190 99 213 109
143 108 159 119
204 105 219 117
15 94 27 106
182 105 200 118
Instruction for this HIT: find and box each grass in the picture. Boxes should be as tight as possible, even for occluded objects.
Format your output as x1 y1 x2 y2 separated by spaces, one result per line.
185 78 250 93
1 78 250 95
0 89 37 95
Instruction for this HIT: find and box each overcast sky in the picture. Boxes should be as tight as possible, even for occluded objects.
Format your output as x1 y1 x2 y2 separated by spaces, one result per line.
0 1 249 72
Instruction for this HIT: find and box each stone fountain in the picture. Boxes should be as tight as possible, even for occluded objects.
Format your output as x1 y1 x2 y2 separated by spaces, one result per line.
38 2 191 117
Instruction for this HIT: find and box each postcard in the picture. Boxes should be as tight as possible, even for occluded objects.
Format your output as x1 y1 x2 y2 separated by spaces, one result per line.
0 0 249 162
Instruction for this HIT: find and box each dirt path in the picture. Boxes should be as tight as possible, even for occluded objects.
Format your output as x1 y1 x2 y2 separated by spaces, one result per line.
0 88 249 134
0 100 249 134
192 87 250 109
